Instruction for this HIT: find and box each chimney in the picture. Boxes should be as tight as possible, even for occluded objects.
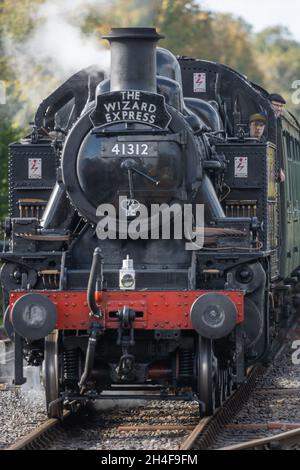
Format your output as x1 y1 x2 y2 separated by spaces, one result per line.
102 27 163 93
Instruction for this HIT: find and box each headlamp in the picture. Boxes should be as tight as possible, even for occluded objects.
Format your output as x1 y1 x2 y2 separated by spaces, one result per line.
119 255 135 290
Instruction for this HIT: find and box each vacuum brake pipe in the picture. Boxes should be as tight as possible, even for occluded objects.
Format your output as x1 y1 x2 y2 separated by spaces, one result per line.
79 248 104 392
87 247 103 318
78 324 102 392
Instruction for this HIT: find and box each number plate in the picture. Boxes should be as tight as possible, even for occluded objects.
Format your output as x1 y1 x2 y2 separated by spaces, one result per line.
101 142 158 157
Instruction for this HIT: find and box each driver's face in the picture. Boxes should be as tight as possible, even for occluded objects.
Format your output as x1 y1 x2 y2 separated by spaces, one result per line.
272 100 285 117
250 121 265 139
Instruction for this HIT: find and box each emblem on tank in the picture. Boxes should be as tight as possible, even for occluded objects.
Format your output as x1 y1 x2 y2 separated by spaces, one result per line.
120 197 140 217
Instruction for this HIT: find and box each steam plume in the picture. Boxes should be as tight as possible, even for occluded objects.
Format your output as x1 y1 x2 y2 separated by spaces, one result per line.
4 0 111 125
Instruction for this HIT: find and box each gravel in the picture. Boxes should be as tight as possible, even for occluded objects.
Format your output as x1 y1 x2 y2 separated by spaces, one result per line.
212 332 300 448
45 400 200 450
2 324 299 450
0 344 47 450
0 342 200 450
0 388 47 449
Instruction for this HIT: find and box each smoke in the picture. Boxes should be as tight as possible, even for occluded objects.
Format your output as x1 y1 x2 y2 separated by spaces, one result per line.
4 0 111 126
28 0 111 76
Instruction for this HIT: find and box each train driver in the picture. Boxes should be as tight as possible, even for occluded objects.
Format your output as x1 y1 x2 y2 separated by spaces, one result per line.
249 113 267 141
269 93 286 118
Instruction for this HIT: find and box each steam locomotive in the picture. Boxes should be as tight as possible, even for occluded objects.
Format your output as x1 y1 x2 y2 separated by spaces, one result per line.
2 27 300 418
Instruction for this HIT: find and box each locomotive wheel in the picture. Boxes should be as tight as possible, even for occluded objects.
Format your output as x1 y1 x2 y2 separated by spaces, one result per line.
196 337 218 416
220 363 234 401
226 365 234 397
44 330 63 419
216 367 226 406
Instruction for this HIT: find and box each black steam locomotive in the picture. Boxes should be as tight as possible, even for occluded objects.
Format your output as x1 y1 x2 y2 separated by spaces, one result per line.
2 28 300 418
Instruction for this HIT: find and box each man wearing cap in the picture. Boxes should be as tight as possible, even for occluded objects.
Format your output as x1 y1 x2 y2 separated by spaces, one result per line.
269 93 286 183
269 93 286 118
249 113 267 141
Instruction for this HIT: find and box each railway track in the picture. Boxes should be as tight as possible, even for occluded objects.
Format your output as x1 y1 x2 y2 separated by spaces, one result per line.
218 427 300 450
180 365 264 450
7 415 68 450
5 318 300 451
210 322 300 450
6 364 299 451
5 365 263 450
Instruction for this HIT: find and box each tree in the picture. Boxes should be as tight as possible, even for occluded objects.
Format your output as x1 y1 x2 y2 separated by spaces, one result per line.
254 26 300 120
154 0 216 58
0 0 43 40
209 13 263 84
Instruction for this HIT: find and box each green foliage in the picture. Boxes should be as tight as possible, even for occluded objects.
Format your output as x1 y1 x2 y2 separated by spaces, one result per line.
209 14 263 84
154 0 216 58
0 0 44 41
254 26 300 119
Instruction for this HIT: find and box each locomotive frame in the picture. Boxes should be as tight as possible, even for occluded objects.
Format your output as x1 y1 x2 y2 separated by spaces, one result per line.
1 27 300 419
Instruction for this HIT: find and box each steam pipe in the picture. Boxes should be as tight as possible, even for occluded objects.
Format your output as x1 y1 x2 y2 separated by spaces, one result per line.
78 325 101 392
199 174 225 220
102 28 163 92
41 183 66 229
